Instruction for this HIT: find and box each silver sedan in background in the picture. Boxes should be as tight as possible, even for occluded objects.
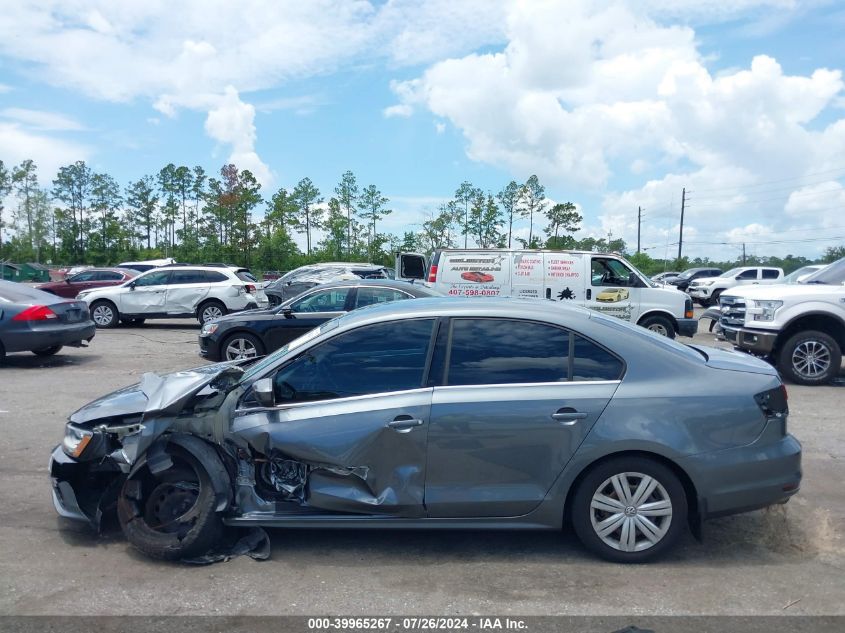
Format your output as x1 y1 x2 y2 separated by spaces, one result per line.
50 298 800 563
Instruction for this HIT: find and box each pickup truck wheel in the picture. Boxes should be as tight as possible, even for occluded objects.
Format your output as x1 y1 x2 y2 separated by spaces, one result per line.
639 315 676 339
710 290 723 307
778 330 841 385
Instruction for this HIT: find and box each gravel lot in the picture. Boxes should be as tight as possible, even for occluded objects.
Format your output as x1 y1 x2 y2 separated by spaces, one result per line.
1 311 843 616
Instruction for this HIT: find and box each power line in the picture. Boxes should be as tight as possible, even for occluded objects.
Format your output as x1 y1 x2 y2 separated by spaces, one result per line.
693 176 845 202
691 186 844 208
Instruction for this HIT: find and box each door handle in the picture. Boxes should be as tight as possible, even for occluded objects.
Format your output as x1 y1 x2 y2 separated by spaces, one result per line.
552 407 588 426
387 416 424 432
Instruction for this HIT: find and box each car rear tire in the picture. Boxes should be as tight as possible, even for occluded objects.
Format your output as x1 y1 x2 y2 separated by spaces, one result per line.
0 340 5 364
198 300 227 325
638 315 676 339
778 330 841 386
222 332 265 361
117 446 224 561
32 345 63 356
571 456 687 563
91 300 119 328
267 294 281 308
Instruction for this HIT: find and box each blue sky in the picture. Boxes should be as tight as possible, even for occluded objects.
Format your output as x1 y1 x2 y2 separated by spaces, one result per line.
1 0 844 260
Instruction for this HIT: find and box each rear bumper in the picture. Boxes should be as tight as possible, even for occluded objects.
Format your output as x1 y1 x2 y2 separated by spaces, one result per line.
676 317 698 337
681 431 801 520
4 321 96 353
722 326 778 355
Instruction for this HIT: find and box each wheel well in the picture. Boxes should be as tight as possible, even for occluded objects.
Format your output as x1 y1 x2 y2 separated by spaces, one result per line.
563 450 700 535
776 314 845 356
91 298 118 311
197 298 225 314
637 311 677 332
220 329 264 348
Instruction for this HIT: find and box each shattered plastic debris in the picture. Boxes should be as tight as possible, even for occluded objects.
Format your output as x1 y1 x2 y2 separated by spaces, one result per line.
181 527 271 565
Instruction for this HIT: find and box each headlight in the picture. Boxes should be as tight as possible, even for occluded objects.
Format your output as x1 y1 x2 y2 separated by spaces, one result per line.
62 425 93 458
700 280 715 286
748 300 783 322
201 322 219 335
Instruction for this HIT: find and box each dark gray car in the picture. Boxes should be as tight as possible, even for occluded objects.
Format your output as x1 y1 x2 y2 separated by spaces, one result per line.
50 298 800 563
0 280 95 363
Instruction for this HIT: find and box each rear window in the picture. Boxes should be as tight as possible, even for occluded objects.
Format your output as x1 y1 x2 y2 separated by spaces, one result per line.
236 271 258 282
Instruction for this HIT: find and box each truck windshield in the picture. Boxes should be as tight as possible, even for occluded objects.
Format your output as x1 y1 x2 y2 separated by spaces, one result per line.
803 258 845 285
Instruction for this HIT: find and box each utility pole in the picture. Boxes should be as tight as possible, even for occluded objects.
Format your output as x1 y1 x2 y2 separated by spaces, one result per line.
637 206 641 254
742 243 746 265
677 188 686 262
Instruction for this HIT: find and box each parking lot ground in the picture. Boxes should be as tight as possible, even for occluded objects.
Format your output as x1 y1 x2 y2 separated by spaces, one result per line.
1 313 844 616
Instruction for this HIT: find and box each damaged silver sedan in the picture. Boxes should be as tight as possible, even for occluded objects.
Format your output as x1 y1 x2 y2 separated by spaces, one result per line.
50 298 801 563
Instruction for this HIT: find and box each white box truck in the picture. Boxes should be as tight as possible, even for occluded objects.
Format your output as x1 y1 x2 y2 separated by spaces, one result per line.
396 249 697 338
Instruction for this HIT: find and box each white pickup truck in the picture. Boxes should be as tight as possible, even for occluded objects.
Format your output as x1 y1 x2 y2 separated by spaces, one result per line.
718 258 845 385
688 266 784 307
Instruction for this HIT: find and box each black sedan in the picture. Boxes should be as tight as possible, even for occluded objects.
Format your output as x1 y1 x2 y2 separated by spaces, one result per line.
0 280 95 363
199 279 440 361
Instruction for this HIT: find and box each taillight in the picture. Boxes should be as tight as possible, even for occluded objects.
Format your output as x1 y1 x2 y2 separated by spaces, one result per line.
755 385 788 417
245 284 256 294
12 305 58 321
427 265 438 283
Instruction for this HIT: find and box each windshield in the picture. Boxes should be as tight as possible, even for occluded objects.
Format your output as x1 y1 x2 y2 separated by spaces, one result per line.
626 262 658 287
782 266 822 284
719 268 742 278
803 257 845 285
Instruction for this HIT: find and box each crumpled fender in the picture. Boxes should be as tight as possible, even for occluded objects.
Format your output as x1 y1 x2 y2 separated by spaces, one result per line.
128 434 233 513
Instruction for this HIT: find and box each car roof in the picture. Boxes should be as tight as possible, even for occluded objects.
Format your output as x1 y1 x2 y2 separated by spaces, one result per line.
334 297 593 331
304 279 442 296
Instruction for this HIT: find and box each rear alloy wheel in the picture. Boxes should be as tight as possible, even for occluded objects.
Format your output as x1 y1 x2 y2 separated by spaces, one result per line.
223 332 264 361
572 456 687 563
638 315 675 339
32 345 63 356
198 301 226 325
91 301 118 328
778 330 841 386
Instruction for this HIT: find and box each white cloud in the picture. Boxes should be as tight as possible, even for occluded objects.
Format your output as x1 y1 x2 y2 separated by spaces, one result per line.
0 123 90 184
386 0 845 259
383 104 413 118
204 87 272 187
0 108 84 131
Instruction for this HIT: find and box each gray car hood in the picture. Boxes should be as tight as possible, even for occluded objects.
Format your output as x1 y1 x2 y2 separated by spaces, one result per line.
69 361 244 424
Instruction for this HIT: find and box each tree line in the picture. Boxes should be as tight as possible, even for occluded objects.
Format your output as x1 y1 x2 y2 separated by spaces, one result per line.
0 158 585 271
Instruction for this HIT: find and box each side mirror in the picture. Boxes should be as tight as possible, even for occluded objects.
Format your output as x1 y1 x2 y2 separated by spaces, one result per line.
129 281 137 290
64 278 71 284
252 378 275 408
282 306 294 319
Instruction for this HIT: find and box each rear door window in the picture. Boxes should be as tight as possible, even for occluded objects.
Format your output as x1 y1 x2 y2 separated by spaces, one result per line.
355 287 411 308
95 271 123 281
446 318 570 385
761 269 780 280
169 270 208 285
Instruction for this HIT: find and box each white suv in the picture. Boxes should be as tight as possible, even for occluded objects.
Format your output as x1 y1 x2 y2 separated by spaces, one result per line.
77 266 268 328
688 266 784 306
